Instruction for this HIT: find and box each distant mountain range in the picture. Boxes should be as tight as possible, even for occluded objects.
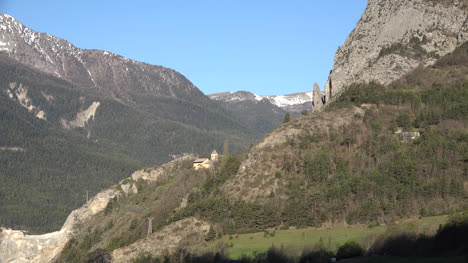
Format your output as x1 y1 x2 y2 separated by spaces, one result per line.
209 90 314 113
208 90 315 134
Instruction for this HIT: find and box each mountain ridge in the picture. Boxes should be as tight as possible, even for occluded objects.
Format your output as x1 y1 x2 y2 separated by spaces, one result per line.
0 13 205 104
0 14 258 161
209 90 314 113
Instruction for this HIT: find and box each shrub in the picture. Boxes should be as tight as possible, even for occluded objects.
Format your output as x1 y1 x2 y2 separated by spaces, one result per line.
132 253 160 263
336 241 365 259
86 249 111 263
283 113 291 123
206 226 216 241
220 155 241 178
299 248 334 263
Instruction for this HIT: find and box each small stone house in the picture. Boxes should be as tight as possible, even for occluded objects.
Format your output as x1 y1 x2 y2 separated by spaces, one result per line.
211 150 219 161
395 128 421 142
401 131 421 142
193 150 219 170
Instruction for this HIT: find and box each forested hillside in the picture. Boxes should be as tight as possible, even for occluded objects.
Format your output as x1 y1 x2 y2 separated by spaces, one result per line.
55 42 468 262
0 54 256 233
0 89 141 232
181 42 467 230
0 55 255 164
210 98 287 135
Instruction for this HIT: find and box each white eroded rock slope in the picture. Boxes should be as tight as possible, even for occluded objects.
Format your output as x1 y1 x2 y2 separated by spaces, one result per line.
60 101 100 129
5 82 46 120
112 218 210 263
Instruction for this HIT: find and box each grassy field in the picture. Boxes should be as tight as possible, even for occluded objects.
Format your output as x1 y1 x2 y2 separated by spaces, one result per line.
195 216 449 259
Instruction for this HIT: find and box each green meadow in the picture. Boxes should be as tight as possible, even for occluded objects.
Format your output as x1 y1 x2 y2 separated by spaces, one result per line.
196 215 448 259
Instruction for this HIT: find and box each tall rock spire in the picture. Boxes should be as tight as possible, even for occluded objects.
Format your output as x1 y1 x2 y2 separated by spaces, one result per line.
312 83 324 112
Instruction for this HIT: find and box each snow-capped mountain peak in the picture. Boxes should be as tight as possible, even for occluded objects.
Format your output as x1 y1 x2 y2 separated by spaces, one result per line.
209 90 315 112
209 91 265 103
0 14 204 102
265 92 313 109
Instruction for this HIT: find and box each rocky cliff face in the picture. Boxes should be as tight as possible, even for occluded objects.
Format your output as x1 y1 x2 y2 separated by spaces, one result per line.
312 83 324 112
112 218 210 263
324 0 468 102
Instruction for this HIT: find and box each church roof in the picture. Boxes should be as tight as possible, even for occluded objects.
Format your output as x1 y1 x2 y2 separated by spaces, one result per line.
211 150 218 154
194 158 208 163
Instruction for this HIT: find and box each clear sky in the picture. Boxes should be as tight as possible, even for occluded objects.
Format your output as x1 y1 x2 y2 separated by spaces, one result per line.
1 0 367 96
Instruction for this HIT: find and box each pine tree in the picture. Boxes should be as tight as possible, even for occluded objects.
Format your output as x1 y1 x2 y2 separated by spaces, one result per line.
283 113 291 123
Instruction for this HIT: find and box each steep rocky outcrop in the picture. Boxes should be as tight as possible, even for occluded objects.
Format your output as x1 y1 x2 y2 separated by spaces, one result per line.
0 188 121 263
112 218 210 263
323 0 467 103
312 83 324 112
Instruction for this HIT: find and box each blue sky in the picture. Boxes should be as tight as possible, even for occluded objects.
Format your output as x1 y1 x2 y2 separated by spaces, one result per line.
1 0 367 96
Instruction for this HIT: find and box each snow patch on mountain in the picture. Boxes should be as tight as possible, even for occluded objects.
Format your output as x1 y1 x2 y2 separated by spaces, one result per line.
0 40 11 52
209 91 264 103
209 90 315 112
265 92 313 108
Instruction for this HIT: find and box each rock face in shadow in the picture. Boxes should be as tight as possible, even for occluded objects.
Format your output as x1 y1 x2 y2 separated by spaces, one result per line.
324 0 468 101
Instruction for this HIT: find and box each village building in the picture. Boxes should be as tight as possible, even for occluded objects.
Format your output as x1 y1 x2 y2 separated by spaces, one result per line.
401 131 421 142
193 150 219 170
211 150 219 161
395 128 421 142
